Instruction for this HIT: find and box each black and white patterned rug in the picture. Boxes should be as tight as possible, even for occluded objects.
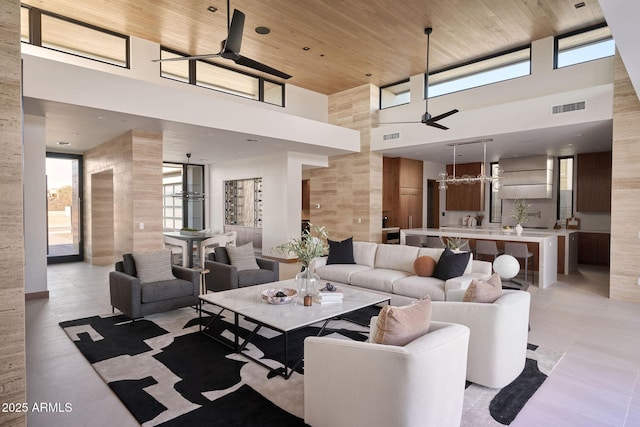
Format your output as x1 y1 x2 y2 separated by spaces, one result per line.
59 307 561 426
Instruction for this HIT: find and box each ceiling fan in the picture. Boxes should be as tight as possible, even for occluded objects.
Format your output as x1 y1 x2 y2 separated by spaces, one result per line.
152 1 291 80
383 27 458 130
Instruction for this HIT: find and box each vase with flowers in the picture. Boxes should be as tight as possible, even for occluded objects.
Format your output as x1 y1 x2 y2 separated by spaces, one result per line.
511 199 530 236
275 225 328 301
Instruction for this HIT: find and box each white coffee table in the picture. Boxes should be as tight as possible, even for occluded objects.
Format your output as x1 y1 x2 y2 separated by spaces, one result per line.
199 279 390 379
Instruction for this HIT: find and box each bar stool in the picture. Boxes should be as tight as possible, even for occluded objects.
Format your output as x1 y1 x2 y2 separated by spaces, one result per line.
406 235 426 247
475 240 503 262
504 242 534 283
426 236 446 248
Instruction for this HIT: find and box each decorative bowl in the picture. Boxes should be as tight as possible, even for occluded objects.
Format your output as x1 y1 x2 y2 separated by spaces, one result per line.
261 288 297 305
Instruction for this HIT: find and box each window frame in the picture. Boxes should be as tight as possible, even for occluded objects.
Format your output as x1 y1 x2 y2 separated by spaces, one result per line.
556 156 574 222
554 23 613 69
22 5 130 68
159 46 286 107
379 79 411 110
489 162 502 224
427 44 531 98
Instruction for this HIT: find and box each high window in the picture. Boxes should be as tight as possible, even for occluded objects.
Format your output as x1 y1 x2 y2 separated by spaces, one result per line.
160 47 285 107
21 5 129 67
557 156 574 222
555 25 615 69
429 46 531 98
380 80 410 109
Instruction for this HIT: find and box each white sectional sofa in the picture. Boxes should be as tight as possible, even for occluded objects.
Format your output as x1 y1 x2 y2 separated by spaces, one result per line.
310 242 492 304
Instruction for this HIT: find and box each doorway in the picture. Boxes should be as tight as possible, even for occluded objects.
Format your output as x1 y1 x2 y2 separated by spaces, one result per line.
46 153 83 263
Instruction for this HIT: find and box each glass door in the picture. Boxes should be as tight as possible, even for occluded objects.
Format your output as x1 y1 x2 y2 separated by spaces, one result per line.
46 153 83 263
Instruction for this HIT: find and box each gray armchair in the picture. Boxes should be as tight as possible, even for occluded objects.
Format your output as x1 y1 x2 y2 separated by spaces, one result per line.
204 246 279 292
109 254 200 319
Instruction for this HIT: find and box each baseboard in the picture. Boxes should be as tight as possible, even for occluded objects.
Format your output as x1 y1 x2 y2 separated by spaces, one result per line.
25 291 50 300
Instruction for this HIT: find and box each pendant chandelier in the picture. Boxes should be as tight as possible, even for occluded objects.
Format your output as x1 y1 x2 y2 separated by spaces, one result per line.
437 139 503 191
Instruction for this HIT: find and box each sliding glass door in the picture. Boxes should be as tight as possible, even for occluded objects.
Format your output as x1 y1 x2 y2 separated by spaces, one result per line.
46 153 83 263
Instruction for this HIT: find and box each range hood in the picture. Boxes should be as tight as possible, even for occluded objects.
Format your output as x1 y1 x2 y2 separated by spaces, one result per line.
498 156 553 199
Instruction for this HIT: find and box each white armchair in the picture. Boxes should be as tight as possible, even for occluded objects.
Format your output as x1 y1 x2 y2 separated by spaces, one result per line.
304 321 470 427
431 290 531 388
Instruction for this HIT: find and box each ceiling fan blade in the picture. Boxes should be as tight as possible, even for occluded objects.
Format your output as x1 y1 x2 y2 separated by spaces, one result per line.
234 55 292 79
152 53 222 63
426 121 449 130
428 109 459 122
224 9 245 55
379 121 422 125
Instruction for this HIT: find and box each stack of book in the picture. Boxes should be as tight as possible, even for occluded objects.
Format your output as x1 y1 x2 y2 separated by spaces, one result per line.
315 287 343 304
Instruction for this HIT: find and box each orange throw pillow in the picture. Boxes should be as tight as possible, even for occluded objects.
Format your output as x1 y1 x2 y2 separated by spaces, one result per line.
373 298 432 346
463 273 503 303
414 256 436 277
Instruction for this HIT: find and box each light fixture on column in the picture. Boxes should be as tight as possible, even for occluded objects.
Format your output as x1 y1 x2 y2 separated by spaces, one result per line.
437 139 503 191
172 153 206 200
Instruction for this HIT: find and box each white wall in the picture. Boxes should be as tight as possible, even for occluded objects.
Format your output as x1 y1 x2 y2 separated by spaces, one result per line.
210 151 328 257
372 36 614 150
23 115 48 294
22 37 329 122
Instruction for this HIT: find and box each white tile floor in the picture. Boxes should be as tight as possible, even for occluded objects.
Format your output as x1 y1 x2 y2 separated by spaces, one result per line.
25 262 640 426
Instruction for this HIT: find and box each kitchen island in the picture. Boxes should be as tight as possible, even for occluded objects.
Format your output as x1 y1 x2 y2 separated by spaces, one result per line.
400 227 567 289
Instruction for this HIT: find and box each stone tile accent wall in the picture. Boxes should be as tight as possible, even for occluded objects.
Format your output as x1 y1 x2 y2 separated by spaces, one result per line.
0 0 26 424
610 52 640 302
84 130 163 265
310 84 383 242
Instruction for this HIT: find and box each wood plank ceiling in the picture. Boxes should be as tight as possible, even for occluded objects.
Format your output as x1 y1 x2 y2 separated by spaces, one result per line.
24 0 605 95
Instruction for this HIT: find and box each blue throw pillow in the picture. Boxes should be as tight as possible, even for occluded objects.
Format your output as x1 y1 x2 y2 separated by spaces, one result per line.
432 248 471 280
327 237 356 265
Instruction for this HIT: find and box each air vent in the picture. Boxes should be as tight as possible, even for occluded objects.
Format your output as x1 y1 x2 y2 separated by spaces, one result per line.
383 132 400 141
552 101 586 114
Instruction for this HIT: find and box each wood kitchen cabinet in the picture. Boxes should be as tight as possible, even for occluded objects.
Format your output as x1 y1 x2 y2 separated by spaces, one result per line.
577 232 610 266
383 157 423 229
445 162 485 211
576 151 611 213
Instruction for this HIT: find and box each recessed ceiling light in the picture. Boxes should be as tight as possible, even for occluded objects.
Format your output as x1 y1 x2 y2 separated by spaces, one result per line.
246 138 258 142
365 73 372 77
57 141 71 146
255 26 270 35
302 47 310 51
96 115 106 120
574 2 586 9
207 6 217 13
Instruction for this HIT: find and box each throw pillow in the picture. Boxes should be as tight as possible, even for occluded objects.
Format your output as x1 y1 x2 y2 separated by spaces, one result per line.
413 255 436 277
123 253 137 277
226 242 260 271
327 237 356 265
463 272 503 303
214 246 231 265
432 248 471 281
132 250 176 284
372 298 432 346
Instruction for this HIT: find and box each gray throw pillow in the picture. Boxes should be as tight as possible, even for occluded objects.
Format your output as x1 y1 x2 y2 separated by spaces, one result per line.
226 243 260 271
132 249 176 284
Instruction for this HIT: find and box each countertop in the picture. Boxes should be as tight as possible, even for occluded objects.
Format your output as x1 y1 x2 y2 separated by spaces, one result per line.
436 226 580 236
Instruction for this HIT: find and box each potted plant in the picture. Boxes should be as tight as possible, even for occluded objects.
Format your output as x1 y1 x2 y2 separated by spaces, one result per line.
275 225 328 299
511 199 530 236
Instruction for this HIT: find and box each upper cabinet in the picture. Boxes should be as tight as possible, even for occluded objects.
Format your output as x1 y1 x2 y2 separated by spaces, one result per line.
576 151 611 213
445 162 485 211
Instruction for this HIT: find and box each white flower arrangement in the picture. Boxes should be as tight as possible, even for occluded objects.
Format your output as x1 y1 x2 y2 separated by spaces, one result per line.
274 224 328 267
511 199 530 225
